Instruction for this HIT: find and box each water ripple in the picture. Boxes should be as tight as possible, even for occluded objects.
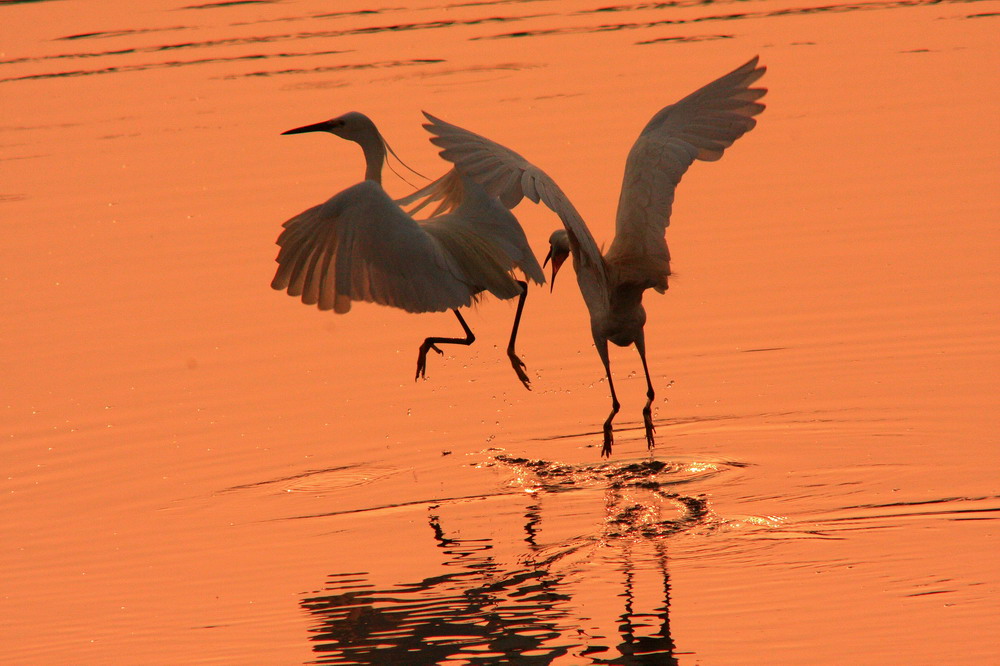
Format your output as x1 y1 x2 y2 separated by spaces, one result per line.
0 53 445 84
806 494 1000 529
225 57 447 80
184 0 280 9
300 506 680 663
473 0 991 41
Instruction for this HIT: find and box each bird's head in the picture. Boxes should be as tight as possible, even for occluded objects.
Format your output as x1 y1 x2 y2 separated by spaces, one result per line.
281 111 377 142
543 229 571 292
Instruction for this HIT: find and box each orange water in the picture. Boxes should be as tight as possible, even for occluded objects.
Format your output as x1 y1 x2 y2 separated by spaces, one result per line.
2 0 998 663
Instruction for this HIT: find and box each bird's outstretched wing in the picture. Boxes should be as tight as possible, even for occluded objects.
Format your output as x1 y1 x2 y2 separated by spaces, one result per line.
435 175 547 287
271 180 476 314
606 56 766 291
402 112 607 289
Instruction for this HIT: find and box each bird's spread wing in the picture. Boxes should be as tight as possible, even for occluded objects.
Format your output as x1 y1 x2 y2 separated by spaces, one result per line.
402 112 608 290
271 180 476 314
441 176 546 287
606 56 766 291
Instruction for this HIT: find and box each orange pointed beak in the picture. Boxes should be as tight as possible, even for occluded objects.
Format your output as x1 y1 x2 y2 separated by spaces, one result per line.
543 248 567 293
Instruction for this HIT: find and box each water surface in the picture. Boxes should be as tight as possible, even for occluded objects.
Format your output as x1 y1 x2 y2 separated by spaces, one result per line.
2 0 998 663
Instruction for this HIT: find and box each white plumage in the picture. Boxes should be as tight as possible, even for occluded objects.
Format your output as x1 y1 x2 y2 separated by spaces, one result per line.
407 57 767 455
271 111 544 387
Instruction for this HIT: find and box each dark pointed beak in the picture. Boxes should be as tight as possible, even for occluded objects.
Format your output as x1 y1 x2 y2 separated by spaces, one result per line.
282 120 332 136
543 249 566 293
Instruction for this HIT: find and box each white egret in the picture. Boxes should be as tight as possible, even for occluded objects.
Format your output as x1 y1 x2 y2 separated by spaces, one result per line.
406 57 767 455
270 111 545 387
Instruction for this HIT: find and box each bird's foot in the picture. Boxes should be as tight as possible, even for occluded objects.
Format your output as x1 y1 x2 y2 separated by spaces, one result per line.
643 408 657 451
507 349 531 390
601 424 614 458
414 342 443 381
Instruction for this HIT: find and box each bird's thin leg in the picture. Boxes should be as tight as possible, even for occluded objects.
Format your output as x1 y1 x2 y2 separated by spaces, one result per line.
635 336 657 451
506 280 531 390
596 338 620 458
415 310 475 381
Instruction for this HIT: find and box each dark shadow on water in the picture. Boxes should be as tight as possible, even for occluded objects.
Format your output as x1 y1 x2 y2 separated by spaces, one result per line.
302 523 576 664
301 523 679 664
299 455 698 663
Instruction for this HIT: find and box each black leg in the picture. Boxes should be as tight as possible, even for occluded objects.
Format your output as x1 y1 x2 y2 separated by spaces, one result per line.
415 309 475 381
506 280 531 390
636 336 656 451
596 338 620 458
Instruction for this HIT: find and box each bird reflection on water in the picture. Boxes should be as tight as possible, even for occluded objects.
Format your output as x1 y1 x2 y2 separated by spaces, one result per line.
299 456 722 663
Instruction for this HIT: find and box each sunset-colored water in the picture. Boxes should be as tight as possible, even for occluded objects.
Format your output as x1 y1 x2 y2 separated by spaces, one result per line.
2 0 998 663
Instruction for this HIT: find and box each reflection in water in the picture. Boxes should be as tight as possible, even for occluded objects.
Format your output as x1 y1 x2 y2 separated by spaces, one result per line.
302 529 575 663
300 455 706 663
2 0 997 659
614 542 678 666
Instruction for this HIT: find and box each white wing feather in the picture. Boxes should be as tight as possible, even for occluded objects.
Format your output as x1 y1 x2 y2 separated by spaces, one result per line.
272 180 477 314
449 176 546 286
405 112 608 291
606 56 767 290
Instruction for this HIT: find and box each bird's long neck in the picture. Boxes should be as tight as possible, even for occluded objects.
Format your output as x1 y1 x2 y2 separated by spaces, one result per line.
570 249 612 319
356 131 387 184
